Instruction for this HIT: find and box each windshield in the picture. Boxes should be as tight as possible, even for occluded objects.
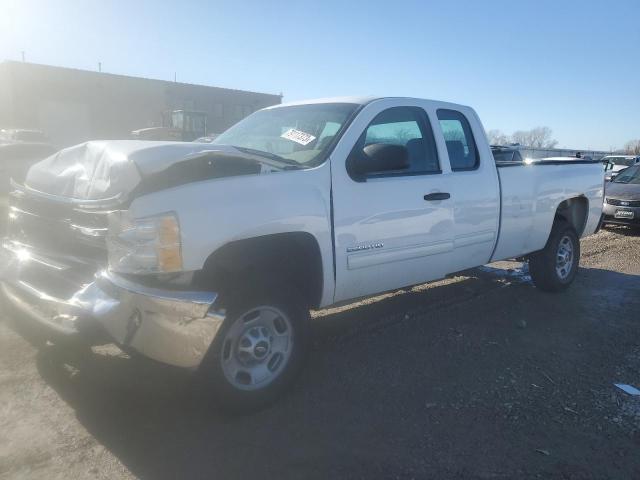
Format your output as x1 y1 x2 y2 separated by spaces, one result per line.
212 103 359 168
613 165 640 184
607 157 636 167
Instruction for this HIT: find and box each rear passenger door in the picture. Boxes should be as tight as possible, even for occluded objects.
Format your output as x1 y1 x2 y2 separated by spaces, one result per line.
435 108 500 272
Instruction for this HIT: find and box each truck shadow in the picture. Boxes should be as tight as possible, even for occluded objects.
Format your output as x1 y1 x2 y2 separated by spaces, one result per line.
26 265 640 479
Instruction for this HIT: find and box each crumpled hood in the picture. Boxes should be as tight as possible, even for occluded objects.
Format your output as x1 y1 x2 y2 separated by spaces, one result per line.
24 140 244 201
605 181 640 201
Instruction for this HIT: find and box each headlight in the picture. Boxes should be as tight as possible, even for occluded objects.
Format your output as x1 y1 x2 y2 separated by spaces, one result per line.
107 211 182 274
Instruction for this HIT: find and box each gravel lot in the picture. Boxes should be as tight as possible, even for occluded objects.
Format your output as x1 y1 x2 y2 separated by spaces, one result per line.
1 227 639 479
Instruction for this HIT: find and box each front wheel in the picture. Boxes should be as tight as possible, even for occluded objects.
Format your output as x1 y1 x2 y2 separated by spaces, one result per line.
199 284 310 412
528 219 580 292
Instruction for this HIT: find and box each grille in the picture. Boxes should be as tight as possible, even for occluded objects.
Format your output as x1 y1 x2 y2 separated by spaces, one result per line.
6 189 110 263
606 198 640 207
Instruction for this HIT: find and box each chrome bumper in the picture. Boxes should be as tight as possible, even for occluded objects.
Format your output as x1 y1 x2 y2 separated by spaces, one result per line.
602 203 640 225
0 242 225 368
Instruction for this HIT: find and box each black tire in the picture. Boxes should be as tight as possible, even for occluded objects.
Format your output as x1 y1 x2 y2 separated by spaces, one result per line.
528 219 580 292
198 282 310 413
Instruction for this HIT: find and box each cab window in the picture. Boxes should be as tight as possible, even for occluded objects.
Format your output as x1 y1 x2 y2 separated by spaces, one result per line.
350 106 440 178
437 109 479 171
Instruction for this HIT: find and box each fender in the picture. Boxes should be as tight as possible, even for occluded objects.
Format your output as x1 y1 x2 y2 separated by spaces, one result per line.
128 161 336 307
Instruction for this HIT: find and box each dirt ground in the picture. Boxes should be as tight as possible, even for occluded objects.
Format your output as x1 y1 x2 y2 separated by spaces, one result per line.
1 226 639 479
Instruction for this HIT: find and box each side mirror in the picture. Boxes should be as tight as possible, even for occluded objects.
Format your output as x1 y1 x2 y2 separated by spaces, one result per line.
349 143 409 179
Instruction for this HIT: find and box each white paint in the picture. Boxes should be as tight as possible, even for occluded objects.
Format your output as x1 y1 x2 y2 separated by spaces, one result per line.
125 96 603 308
347 241 454 270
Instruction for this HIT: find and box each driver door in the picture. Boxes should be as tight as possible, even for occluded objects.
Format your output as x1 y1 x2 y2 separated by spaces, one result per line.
330 100 455 303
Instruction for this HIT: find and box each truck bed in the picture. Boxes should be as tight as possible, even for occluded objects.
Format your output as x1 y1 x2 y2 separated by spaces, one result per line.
492 159 603 261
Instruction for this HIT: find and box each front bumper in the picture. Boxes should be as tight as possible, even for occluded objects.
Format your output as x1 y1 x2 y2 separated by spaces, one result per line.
602 203 640 226
0 242 225 368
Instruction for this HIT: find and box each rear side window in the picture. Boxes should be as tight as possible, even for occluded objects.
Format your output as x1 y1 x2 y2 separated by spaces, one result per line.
437 109 479 171
352 106 440 177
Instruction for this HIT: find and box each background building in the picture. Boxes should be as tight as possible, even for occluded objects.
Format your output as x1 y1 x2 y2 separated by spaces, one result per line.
0 61 281 147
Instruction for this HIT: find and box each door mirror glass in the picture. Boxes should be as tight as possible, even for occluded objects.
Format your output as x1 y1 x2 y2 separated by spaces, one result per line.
346 106 440 181
350 143 409 178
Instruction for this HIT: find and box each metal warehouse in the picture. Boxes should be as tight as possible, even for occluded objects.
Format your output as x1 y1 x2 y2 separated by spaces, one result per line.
0 61 281 147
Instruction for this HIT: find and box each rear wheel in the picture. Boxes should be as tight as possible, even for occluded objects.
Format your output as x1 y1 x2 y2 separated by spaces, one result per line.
528 219 580 292
199 283 310 412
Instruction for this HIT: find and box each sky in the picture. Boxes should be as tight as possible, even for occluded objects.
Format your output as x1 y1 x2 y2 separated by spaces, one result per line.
1 0 638 151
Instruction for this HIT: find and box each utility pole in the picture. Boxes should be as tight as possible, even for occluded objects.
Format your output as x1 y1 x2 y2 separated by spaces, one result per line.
174 72 177 82
98 62 102 72
21 51 25 62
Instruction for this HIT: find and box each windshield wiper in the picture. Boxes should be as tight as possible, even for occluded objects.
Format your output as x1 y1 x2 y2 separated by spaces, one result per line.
233 146 301 168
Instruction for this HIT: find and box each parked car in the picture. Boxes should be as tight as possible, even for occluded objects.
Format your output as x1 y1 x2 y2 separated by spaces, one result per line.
0 97 604 410
194 134 219 143
603 155 640 181
0 129 50 144
131 110 208 142
602 164 640 227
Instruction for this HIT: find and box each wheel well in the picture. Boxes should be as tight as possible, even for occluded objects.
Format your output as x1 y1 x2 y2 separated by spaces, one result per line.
554 196 589 236
193 232 324 309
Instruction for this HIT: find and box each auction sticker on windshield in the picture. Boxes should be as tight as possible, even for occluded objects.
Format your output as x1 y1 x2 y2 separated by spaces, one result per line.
281 128 316 146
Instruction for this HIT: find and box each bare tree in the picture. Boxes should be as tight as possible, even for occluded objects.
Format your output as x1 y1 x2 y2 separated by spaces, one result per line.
486 129 510 146
509 130 528 146
486 126 558 148
624 139 640 155
531 127 558 148
511 127 558 148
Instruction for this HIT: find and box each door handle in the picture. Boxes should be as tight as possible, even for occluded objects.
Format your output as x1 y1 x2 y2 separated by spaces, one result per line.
424 192 450 201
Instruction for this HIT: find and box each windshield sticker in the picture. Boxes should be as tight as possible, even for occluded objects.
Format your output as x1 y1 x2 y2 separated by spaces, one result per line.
281 128 316 146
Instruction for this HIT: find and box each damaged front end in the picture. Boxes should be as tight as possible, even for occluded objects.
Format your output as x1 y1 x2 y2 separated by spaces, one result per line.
0 140 281 367
1 180 225 369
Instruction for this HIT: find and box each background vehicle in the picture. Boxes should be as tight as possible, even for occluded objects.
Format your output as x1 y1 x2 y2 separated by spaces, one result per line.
603 164 640 227
194 134 219 143
0 128 50 144
0 97 604 410
603 154 640 181
131 110 208 141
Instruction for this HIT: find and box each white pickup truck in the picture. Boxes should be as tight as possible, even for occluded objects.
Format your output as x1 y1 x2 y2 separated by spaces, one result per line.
1 97 604 410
